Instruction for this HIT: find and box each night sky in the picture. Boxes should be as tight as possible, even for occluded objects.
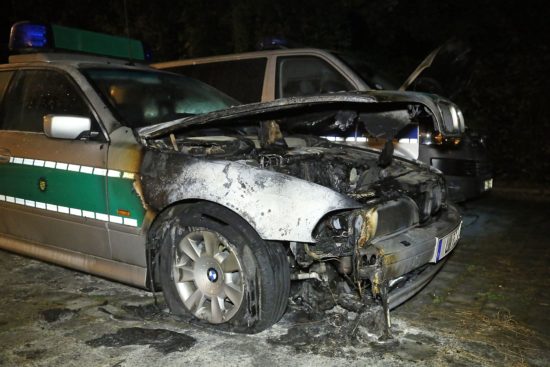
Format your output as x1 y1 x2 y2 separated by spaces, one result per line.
1 0 548 184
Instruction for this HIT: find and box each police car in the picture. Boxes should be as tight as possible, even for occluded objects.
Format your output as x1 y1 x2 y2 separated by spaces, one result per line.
154 41 494 202
0 22 462 333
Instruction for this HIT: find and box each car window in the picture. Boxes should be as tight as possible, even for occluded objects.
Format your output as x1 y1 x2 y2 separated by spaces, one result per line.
276 56 353 98
82 67 238 128
332 52 399 90
0 71 13 104
165 58 267 104
1 69 95 133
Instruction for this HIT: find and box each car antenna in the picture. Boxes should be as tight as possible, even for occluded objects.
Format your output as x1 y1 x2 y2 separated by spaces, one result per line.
123 0 134 65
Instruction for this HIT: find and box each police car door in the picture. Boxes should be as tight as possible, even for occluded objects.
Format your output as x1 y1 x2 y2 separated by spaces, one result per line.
0 68 111 259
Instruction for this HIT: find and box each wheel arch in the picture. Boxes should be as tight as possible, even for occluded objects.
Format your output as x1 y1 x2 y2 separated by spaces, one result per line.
145 198 269 289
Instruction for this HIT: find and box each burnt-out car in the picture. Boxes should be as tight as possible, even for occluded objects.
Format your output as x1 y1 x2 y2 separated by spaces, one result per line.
0 23 461 334
137 94 462 332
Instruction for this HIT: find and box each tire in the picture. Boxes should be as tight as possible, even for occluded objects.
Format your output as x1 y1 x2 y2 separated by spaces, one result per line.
159 202 290 333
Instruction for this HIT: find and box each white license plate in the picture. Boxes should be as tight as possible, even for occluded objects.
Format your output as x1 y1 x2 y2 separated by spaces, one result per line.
430 222 462 263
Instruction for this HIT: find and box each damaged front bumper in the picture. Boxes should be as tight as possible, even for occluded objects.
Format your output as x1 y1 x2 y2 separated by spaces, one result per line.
354 204 462 308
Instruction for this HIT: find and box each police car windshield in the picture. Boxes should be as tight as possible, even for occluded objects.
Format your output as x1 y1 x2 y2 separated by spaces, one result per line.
82 67 238 128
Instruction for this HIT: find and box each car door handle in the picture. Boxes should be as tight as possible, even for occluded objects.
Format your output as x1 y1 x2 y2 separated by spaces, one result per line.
0 148 11 164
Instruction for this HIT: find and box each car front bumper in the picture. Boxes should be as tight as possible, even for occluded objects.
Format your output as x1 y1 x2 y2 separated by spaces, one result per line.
356 204 462 308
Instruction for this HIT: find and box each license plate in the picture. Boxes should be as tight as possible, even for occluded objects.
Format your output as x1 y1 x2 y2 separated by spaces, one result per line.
430 222 462 263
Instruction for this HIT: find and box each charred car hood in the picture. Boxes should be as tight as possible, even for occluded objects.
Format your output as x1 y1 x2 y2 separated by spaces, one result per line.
141 134 445 242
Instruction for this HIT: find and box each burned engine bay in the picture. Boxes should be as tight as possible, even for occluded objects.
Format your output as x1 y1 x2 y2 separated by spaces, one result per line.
145 107 446 223
141 105 459 333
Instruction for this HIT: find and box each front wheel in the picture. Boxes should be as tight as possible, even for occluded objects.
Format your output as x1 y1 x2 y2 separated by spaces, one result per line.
159 202 290 333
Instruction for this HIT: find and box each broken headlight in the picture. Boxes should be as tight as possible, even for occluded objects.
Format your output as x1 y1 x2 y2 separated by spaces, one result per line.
314 199 420 249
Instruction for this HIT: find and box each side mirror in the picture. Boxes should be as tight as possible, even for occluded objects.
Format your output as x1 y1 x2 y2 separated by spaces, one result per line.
43 115 92 140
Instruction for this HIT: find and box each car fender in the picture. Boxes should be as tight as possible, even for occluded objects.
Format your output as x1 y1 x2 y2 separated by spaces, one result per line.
141 150 361 242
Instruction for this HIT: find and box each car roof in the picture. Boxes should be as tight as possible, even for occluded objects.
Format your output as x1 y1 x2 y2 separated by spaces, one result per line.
2 53 152 70
152 48 335 68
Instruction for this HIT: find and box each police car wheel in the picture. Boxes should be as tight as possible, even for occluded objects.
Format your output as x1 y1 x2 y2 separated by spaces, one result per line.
159 202 290 333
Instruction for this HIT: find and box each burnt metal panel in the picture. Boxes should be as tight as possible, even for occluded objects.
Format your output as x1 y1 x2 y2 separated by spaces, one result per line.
141 150 361 243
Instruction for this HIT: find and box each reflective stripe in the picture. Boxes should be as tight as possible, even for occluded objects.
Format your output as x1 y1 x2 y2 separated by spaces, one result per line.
0 194 138 227
58 206 69 214
70 208 82 216
96 213 109 222
124 218 138 227
109 215 123 224
398 138 419 144
108 170 122 178
93 168 107 176
80 166 94 174
8 156 135 180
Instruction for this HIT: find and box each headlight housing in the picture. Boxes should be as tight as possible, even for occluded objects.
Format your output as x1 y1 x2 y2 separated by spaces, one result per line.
437 100 465 135
419 101 465 146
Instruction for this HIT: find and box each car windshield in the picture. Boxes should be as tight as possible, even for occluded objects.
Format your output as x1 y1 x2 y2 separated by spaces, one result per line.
333 52 399 91
82 67 239 128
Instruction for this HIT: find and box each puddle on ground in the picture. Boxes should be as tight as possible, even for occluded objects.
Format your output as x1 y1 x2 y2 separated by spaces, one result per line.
85 327 196 354
41 308 79 323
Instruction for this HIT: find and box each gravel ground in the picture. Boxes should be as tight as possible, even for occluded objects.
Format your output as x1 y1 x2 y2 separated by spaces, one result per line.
0 192 549 366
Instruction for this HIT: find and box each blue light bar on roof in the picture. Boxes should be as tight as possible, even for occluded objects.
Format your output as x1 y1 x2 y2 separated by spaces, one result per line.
9 22 51 50
257 37 288 50
9 21 148 61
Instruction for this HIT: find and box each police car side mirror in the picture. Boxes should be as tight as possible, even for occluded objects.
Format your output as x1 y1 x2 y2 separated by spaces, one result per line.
43 115 93 140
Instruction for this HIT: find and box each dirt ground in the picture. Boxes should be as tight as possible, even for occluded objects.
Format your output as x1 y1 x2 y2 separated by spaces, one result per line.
0 192 549 367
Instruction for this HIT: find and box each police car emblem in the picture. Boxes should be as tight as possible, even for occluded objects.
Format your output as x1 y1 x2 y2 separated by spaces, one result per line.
38 177 47 192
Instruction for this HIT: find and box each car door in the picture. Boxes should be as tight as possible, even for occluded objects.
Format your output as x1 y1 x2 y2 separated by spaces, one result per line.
0 68 111 259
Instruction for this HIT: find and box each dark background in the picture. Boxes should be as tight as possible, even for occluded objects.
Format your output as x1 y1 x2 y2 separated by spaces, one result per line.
1 0 548 185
